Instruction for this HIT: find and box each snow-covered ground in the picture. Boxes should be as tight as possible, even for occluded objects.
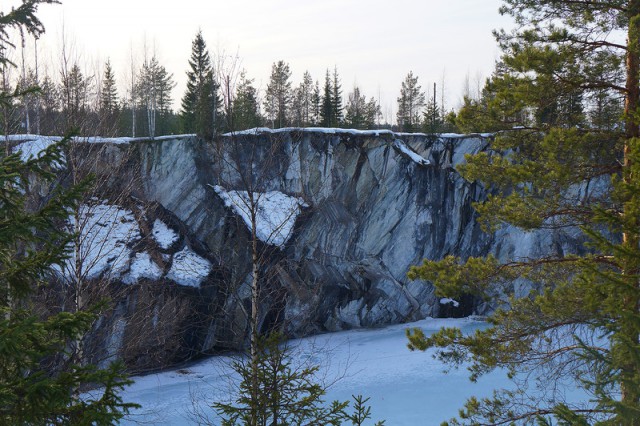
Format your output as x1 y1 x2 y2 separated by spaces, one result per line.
113 318 515 425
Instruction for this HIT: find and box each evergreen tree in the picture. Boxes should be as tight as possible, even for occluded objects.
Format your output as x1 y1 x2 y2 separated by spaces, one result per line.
99 59 119 136
214 333 385 426
14 68 38 134
231 70 261 131
214 333 347 426
311 80 321 126
589 88 622 131
38 73 60 135
396 71 425 132
137 56 175 138
290 86 304 127
344 86 379 130
331 66 343 126
320 70 333 127
423 82 444 133
407 1 640 424
0 2 135 423
0 140 136 424
180 30 221 138
60 63 91 132
263 60 292 128
290 70 313 127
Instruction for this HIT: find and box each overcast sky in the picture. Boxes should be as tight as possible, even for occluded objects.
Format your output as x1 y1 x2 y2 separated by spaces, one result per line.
11 0 511 122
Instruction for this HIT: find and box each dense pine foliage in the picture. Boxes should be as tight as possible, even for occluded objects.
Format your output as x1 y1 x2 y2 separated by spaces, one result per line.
407 1 640 424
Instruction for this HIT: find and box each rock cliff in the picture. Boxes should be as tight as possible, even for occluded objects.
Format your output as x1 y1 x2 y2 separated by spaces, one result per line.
12 130 581 371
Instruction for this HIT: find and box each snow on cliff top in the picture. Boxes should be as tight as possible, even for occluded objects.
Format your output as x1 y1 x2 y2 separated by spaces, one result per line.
213 186 307 248
223 127 494 138
393 139 430 166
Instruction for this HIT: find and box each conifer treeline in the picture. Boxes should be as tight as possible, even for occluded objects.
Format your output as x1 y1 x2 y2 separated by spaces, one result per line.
1 30 464 138
4 27 622 139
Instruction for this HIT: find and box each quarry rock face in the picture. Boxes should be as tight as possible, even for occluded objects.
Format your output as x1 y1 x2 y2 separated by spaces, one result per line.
14 130 578 371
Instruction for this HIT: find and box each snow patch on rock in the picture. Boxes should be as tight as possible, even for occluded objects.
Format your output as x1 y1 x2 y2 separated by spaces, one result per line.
122 252 163 284
393 139 430 166
13 136 60 163
440 298 460 308
167 247 211 287
61 203 140 281
152 219 179 249
213 185 307 248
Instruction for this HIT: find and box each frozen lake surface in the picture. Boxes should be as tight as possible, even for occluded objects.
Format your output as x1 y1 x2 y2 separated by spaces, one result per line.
113 318 514 425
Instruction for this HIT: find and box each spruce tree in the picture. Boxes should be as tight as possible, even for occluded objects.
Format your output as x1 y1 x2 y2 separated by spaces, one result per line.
331 66 343 127
180 30 221 138
407 1 640 424
0 2 135 423
60 63 90 132
423 82 443 133
320 70 333 127
99 59 119 136
231 70 261 131
0 141 136 424
311 80 321 126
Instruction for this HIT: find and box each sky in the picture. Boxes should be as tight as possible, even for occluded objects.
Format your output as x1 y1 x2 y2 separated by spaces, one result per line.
9 0 512 122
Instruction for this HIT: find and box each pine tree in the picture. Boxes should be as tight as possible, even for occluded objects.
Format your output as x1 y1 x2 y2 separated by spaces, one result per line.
290 70 313 127
344 86 379 130
396 71 425 132
137 56 175 138
407 1 640 424
180 30 221 138
263 60 292 128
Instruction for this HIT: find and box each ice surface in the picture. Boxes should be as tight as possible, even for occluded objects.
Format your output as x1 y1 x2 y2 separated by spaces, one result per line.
122 252 163 285
152 219 179 249
113 318 514 425
213 186 306 248
166 246 212 287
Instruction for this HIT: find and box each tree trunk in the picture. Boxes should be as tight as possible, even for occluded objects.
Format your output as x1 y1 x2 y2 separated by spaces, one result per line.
250 196 260 426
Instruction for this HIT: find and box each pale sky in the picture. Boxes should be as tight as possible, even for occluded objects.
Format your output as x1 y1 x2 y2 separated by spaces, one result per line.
9 0 511 122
